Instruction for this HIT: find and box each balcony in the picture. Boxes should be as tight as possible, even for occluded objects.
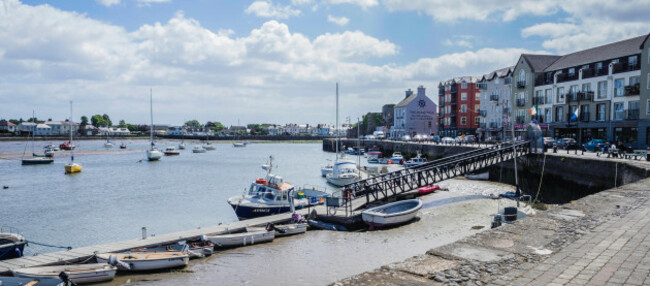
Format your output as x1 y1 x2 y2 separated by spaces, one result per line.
566 92 578 103
624 84 640 96
450 86 458 94
438 88 445 96
578 91 593 101
489 122 498 128
516 98 526 106
626 109 640 120
515 116 525 124
533 96 544 105
489 94 499 101
581 68 594 79
613 62 640 74
595 68 607 76
479 110 487 117
580 112 590 122
516 81 526 89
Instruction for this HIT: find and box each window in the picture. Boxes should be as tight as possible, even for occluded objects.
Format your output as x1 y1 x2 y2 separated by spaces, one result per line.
648 99 650 115
582 64 589 70
612 59 619 64
569 85 578 96
461 93 467 100
629 56 638 68
461 104 467 113
614 103 624 120
630 76 640 87
475 83 479 89
556 87 565 102
545 89 552 104
596 62 603 74
474 105 480 113
461 117 467 125
545 108 551 123
597 103 606 121
598 81 607 99
446 94 450 101
556 107 564 122
475 117 480 125
461 82 467 89
475 93 480 101
568 68 575 77
614 79 624 97
582 83 591 92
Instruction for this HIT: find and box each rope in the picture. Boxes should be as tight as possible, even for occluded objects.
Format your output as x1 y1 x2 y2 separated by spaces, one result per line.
532 153 546 204
28 240 72 250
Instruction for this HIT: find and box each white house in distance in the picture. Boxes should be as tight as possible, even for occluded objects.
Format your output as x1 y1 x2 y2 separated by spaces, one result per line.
390 86 438 138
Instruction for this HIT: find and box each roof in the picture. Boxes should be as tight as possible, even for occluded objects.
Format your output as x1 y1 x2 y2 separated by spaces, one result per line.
544 35 646 71
36 124 51 129
0 121 16 126
439 76 479 86
481 66 514 81
395 94 417 108
521 54 561 72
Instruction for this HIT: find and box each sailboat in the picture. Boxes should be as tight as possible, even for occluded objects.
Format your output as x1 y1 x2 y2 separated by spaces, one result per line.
22 111 53 165
203 133 216 151
64 101 82 174
326 83 360 187
146 89 163 161
178 139 186 150
104 131 114 148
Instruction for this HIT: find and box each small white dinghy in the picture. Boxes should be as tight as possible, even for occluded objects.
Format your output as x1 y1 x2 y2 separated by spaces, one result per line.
95 252 189 272
13 263 117 284
268 223 307 237
362 199 423 229
206 228 275 248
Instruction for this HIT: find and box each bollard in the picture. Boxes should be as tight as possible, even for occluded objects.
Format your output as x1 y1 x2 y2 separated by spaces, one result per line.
575 147 578 155
567 147 569 154
581 144 584 155
647 148 649 161
142 227 147 240
553 144 557 153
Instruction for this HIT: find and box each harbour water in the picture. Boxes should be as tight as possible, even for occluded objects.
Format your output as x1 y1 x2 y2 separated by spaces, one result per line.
0 140 517 285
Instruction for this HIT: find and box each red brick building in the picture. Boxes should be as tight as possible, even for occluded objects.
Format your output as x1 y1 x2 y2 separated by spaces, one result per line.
438 76 481 137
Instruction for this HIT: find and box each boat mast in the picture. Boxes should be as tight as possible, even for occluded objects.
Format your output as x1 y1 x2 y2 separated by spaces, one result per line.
335 83 339 159
150 88 154 151
31 110 35 155
357 116 361 176
69 101 74 162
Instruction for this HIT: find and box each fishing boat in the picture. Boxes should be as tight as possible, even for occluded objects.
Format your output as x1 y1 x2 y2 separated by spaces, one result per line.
95 252 189 271
119 142 127 149
389 152 404 164
266 223 307 237
206 228 275 248
0 226 26 260
163 146 180 156
146 89 163 161
131 241 213 259
228 156 328 220
64 101 82 174
233 142 245 147
59 141 75 151
326 158 360 187
203 142 216 151
192 146 206 153
403 153 427 168
13 263 117 284
178 141 186 150
361 199 423 228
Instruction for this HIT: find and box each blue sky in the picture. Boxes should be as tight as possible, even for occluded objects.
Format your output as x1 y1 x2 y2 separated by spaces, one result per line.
2 0 649 126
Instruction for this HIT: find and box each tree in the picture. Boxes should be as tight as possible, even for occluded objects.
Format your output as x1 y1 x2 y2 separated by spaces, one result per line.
211 121 225 132
9 119 19 125
91 114 106 127
80 116 88 126
126 124 138 132
102 114 112 127
27 117 38 123
118 120 126 128
185 120 201 128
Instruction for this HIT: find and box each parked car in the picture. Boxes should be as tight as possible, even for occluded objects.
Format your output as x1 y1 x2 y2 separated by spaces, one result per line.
441 137 455 144
584 139 606 152
556 138 578 150
431 135 441 142
542 137 556 147
401 135 412 141
464 135 477 143
365 135 376 140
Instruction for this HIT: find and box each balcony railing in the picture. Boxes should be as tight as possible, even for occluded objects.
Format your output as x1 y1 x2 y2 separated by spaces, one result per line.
613 62 640 74
595 68 607 76
480 110 487 117
533 96 544 105
516 98 526 106
626 109 640 120
578 91 593 101
516 81 526 89
566 92 578 102
581 68 594 79
515 116 525 124
624 84 640 96
490 94 499 101
580 112 590 122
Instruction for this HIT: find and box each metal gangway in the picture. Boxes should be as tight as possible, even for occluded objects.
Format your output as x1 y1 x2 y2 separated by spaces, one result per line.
339 141 530 210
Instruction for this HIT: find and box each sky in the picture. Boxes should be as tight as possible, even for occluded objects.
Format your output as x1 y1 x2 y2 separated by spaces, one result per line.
1 0 649 127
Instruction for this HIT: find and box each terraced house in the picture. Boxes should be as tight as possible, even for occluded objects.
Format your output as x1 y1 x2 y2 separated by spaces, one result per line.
512 33 650 148
438 76 481 137
477 66 514 141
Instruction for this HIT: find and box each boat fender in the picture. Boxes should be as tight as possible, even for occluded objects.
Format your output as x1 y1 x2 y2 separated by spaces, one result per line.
108 255 131 270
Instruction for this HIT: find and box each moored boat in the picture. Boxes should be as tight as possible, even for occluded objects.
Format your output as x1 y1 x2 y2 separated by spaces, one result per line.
389 152 404 164
146 89 163 162
163 146 180 156
203 142 216 150
64 101 82 174
325 158 360 187
418 185 440 195
178 141 186 150
131 241 213 259
22 157 54 165
0 276 63 286
403 153 427 168
0 227 26 260
320 164 333 177
307 219 348 231
13 263 117 284
192 146 206 153
361 199 423 229
119 142 127 149
59 141 75 151
266 223 307 237
233 142 245 147
95 252 189 271
206 228 275 248
44 149 55 158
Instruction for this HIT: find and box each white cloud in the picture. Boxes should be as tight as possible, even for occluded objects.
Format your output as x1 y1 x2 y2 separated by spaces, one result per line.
327 15 349 26
245 1 301 19
325 0 378 9
442 35 475 49
291 0 313 5
97 0 120 7
136 0 171 5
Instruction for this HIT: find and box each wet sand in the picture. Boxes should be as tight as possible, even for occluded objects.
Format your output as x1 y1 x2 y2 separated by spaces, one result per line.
99 179 517 286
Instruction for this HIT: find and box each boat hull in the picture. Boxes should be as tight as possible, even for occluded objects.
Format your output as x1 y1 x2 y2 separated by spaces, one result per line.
362 199 423 228
164 151 180 156
203 145 216 150
65 163 82 174
0 241 26 260
326 175 359 187
192 149 206 153
273 223 307 237
13 264 117 284
96 253 189 271
207 230 275 248
22 158 53 165
147 150 163 161
229 203 294 220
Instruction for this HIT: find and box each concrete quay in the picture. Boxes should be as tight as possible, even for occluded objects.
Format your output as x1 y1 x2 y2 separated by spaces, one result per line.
333 175 650 286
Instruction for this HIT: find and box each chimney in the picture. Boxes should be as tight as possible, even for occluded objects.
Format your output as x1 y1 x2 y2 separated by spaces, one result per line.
405 88 413 99
417 85 426 97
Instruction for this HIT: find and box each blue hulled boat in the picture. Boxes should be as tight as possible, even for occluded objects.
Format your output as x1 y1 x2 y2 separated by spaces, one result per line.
0 227 26 260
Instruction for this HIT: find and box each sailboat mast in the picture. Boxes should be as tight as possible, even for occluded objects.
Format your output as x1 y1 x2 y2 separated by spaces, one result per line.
70 101 74 161
335 83 339 156
150 88 154 150
31 110 35 153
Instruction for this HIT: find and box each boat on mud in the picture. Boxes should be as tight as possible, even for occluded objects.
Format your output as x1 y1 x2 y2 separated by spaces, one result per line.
361 199 423 229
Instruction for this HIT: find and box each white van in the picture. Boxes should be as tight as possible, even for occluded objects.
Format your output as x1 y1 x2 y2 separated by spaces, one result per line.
373 131 385 139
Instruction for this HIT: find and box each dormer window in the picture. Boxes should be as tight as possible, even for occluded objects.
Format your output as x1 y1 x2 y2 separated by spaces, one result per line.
461 81 467 89
568 68 575 77
519 70 525 83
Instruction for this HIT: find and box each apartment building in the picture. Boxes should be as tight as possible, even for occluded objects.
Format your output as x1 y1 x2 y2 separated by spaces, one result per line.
438 76 481 137
478 66 514 140
391 86 437 138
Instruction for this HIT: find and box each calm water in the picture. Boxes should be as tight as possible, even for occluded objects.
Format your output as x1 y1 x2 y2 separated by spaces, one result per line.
0 140 332 255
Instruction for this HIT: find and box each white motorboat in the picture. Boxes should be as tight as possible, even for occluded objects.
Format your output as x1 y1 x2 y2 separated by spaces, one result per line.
96 252 189 271
163 146 180 156
389 152 404 164
13 263 117 284
104 140 114 148
192 146 206 153
0 227 26 260
228 156 328 220
270 223 307 237
146 89 163 162
362 199 423 229
233 142 245 147
178 142 186 150
203 142 216 150
403 153 428 168
206 228 275 248
320 165 333 177
326 158 360 187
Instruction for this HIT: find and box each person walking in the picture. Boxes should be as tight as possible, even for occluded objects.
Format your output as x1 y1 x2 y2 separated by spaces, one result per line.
610 142 618 158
